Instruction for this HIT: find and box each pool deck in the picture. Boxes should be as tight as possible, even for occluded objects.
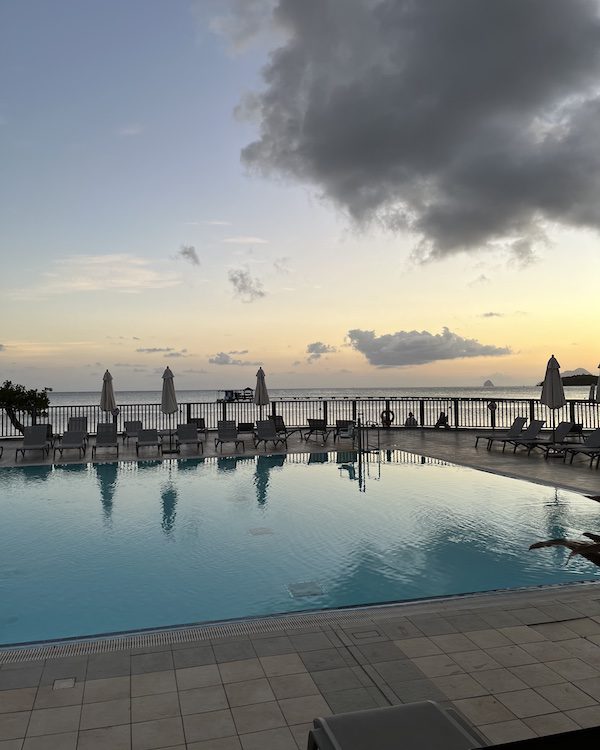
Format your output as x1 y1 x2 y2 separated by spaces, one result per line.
1 429 600 748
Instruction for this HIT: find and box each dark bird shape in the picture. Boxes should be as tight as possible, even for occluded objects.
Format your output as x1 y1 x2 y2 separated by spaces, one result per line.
529 537 600 567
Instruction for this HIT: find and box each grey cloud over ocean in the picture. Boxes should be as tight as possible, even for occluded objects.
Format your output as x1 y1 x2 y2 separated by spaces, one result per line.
306 341 336 362
238 0 600 260
348 328 510 367
228 268 266 301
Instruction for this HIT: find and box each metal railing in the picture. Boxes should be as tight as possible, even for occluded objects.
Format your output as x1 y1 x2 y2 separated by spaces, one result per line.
1 396 599 438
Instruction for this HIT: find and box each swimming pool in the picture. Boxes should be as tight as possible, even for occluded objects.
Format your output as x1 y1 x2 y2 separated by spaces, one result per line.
1 451 598 646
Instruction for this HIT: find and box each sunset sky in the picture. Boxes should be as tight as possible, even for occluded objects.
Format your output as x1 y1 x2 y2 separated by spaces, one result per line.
2 0 599 391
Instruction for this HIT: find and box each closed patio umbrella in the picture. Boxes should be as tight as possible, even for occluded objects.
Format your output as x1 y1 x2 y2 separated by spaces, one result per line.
100 370 117 427
161 366 178 453
540 354 566 441
254 367 270 419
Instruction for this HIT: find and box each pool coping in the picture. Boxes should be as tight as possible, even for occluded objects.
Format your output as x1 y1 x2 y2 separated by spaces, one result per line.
3 579 600 664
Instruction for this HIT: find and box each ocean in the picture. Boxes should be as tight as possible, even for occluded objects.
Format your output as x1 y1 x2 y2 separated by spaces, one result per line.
49 385 595 407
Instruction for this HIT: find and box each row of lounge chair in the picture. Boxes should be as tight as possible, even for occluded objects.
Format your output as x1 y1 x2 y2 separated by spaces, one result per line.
475 418 600 467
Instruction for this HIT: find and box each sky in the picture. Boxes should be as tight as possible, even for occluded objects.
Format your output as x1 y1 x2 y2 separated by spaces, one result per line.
1 0 599 391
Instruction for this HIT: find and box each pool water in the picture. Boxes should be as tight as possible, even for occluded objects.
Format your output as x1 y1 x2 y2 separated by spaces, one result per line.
1 451 599 645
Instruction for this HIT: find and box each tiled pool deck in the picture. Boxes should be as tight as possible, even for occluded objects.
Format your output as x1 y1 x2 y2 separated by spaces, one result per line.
1 429 600 748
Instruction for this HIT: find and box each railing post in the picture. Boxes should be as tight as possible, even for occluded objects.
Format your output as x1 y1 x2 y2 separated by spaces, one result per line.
221 401 227 422
453 399 459 429
419 399 425 427
186 403 192 423
323 401 328 426
529 399 535 424
569 401 576 424
352 400 357 422
271 401 277 419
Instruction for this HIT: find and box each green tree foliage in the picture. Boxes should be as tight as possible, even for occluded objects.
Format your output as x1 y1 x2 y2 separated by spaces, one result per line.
0 380 52 433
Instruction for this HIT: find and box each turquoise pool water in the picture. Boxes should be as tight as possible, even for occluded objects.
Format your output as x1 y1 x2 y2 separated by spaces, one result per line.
1 451 599 645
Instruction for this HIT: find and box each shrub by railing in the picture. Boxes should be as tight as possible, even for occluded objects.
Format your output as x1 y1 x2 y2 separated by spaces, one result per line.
1 396 599 439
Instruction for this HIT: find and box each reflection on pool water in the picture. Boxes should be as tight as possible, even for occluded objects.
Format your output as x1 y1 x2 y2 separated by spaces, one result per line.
1 450 599 645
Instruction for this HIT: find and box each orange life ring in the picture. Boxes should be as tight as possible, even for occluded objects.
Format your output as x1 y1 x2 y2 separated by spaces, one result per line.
380 409 395 425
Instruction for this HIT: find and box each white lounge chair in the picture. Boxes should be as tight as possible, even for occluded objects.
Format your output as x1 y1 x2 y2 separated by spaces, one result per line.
474 416 526 449
92 423 119 458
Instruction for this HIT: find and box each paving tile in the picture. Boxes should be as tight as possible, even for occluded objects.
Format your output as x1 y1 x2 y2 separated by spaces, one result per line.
172 646 215 669
508 608 554 625
231 702 286 734
86 653 131 680
430 634 478 653
259 656 305 678
548 658 600 682
176 665 222 691
224 679 275 708
495 689 555 718
452 695 515 725
218 661 263 685
537 603 585 621
183 710 236 743
298 650 347 672
79 698 130 730
187 738 241 750
343 626 386 644
0 711 29 741
213 641 256 664
565 618 600 637
268 674 319 700
560 638 600 663
21 731 77 749
131 671 177 698
131 652 174 676
131 716 185 750
406 616 457 636
451 650 502 672
355 641 403 663
389 678 446 703
26 705 80 737
432 674 487 700
370 659 423 685
466 629 512 649
509 664 563 688
0 740 24 750
566 704 600 728
478 609 522 628
288 633 333 652
485 645 537 667
278 695 330 726
531 623 579 642
498 626 546 644
239 726 296 750
536 682 597 711
179 686 229 716
393 637 442 658
250 637 295 658
324 688 380 714
410 655 462 678
524 712 580 736
0 668 43 691
519 641 571 662
78 723 131 749
33 683 83 709
472 668 528 694
574 676 600 701
479 719 536 744
83 676 130 703
377 618 422 640
309 668 363 694
0 688 36 713
131 692 180 723
187 735 240 750
445 613 490 632
39 659 87 687
289 722 312 750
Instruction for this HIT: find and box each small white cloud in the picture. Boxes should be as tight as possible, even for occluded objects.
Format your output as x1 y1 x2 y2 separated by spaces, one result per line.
209 352 261 366
223 236 268 244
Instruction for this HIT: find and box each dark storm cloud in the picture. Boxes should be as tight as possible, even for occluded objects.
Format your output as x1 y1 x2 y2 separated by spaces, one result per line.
228 268 266 301
177 245 200 266
347 327 510 367
240 0 600 260
306 341 336 362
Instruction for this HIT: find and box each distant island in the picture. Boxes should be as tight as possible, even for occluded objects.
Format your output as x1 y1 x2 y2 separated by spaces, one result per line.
536 374 598 386
483 379 494 388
